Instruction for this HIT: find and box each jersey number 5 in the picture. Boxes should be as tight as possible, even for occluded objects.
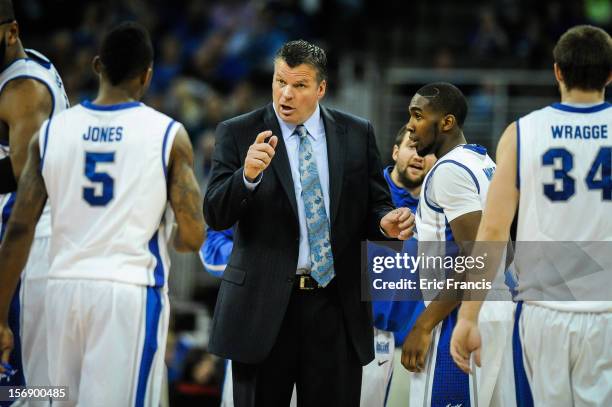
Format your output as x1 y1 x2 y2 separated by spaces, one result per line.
83 151 115 206
542 147 611 202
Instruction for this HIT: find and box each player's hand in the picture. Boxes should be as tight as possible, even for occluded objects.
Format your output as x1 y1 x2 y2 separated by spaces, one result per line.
401 324 432 373
0 322 13 372
244 130 278 182
450 317 481 374
380 208 414 240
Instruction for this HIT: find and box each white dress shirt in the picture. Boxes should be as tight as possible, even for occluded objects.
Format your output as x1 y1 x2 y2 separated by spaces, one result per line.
244 103 330 271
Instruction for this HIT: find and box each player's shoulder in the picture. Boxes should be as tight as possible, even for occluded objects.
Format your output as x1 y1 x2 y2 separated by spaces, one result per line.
430 145 491 185
138 103 179 124
518 105 556 123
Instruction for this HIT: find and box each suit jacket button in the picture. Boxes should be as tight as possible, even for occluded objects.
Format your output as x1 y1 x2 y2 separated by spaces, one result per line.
287 277 294 283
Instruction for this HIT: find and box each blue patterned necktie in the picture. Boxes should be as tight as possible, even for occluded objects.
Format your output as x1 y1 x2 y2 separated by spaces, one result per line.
296 124 335 287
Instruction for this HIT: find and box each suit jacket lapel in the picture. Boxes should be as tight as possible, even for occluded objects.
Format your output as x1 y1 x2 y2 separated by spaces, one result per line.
321 106 346 227
264 104 299 219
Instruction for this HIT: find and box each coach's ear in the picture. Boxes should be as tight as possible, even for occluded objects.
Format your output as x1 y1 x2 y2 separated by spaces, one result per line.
441 114 456 132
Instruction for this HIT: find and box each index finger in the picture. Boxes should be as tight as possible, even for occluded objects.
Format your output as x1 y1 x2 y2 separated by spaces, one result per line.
254 130 273 144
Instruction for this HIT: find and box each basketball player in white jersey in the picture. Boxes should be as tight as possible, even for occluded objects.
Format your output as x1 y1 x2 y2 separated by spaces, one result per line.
0 0 69 402
451 25 612 406
401 82 517 406
0 22 204 406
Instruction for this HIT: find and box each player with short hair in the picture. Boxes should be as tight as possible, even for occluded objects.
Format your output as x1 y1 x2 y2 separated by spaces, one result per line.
0 0 69 401
451 25 612 406
401 82 519 406
0 21 205 406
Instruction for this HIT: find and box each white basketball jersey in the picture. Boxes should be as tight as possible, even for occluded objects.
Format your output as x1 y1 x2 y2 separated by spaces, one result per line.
417 144 496 242
40 101 180 286
416 144 509 297
516 102 612 312
0 49 69 239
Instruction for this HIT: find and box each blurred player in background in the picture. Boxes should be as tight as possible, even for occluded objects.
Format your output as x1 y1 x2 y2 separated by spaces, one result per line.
201 124 434 407
451 25 612 406
401 82 518 406
0 0 69 403
0 21 204 406
362 125 435 406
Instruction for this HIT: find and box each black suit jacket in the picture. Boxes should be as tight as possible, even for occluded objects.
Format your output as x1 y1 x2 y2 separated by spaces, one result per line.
203 103 394 365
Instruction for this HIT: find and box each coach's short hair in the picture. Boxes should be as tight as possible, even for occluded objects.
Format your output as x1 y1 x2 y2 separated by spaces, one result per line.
0 0 14 22
416 82 468 128
553 25 612 91
99 21 153 86
275 40 327 83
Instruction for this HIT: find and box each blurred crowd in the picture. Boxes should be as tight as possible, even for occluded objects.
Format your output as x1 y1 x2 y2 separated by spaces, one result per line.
10 0 609 402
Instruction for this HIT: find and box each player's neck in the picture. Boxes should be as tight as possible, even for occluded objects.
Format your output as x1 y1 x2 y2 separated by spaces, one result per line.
436 132 466 159
93 84 140 106
3 41 27 66
560 87 605 105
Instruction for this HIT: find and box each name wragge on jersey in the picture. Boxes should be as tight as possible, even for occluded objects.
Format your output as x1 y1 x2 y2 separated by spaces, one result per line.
551 124 608 139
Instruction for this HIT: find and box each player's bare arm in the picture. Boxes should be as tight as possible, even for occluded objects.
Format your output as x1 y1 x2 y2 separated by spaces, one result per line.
451 122 519 373
0 133 47 368
0 78 53 180
401 209 482 373
168 125 205 252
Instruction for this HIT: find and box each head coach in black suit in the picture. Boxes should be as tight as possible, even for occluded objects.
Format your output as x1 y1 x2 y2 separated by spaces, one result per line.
203 40 415 406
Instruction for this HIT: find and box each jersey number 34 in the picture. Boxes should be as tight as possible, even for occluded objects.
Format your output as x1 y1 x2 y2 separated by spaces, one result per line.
542 147 611 202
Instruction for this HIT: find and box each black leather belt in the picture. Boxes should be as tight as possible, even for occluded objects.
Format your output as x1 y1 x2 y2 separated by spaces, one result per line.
295 274 321 290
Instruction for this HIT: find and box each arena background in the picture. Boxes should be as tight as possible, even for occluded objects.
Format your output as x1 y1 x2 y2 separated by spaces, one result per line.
13 0 612 404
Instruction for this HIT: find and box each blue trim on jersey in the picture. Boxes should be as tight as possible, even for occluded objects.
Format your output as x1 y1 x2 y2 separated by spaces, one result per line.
24 49 52 69
444 217 454 242
516 120 521 190
0 139 8 146
81 100 142 111
162 120 176 180
431 309 471 407
135 287 162 407
148 231 165 287
423 159 480 214
40 118 53 170
462 144 487 155
423 171 444 214
513 302 534 407
0 52 52 75
0 75 56 118
550 102 611 113
440 160 480 194
0 192 16 240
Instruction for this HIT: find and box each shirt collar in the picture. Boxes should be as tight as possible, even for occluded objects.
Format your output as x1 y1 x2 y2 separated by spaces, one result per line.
273 103 322 141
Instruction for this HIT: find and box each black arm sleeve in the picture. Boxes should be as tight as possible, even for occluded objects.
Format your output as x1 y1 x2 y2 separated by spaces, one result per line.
0 156 17 193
